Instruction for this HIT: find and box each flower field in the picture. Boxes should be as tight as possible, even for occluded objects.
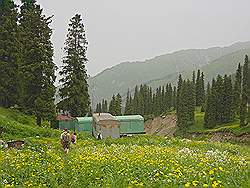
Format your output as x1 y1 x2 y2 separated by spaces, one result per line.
0 135 249 187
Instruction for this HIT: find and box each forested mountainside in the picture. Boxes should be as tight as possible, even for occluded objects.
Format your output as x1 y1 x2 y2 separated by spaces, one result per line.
88 41 250 106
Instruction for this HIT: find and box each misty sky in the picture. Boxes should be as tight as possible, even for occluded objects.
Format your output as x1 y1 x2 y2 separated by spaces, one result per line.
15 0 250 77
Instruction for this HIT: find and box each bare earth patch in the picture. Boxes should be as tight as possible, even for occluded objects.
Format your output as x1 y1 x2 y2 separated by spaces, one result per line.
145 114 177 136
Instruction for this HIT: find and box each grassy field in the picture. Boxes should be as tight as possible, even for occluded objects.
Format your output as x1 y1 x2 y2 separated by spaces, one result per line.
0 108 249 187
187 111 250 136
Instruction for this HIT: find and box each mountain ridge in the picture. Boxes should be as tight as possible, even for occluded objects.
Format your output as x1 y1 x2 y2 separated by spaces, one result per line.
91 41 250 78
87 41 250 107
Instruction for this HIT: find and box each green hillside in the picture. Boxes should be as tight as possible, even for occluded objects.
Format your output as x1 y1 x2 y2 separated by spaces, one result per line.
88 41 250 105
189 111 250 136
0 107 59 140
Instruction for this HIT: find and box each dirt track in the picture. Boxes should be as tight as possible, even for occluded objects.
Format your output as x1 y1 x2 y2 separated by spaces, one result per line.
145 114 177 136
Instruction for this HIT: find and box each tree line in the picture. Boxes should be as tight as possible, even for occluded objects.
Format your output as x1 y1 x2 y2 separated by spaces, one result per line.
95 69 204 118
96 56 249 130
0 0 90 125
204 55 249 128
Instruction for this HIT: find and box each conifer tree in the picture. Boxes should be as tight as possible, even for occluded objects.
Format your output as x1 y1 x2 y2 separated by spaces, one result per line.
176 74 183 118
172 86 177 110
203 82 210 113
221 75 233 123
109 95 116 115
88 106 92 117
59 14 90 117
161 86 165 113
200 72 205 107
104 100 108 112
133 85 139 114
195 70 205 106
214 75 224 123
240 55 249 126
129 94 134 114
144 85 150 115
246 56 250 123
125 90 130 115
101 99 108 112
176 79 195 130
232 63 242 116
0 0 20 107
137 85 144 115
195 70 201 106
19 0 56 125
115 93 122 115
155 87 161 116
204 79 217 128
148 87 153 115
192 71 196 106
95 103 101 113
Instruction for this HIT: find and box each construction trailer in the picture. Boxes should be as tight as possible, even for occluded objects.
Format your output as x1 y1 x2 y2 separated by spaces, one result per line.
115 115 145 135
56 115 77 130
76 117 93 132
92 113 120 139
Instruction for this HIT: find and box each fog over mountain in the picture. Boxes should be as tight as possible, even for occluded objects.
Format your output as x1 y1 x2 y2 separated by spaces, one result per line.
88 41 250 107
14 0 250 77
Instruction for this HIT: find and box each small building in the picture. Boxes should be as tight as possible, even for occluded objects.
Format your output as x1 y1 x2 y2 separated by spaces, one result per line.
76 117 93 132
56 115 77 130
92 113 120 139
115 115 145 135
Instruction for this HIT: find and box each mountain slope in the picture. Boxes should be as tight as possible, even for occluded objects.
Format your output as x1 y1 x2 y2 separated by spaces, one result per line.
88 41 250 106
147 48 250 89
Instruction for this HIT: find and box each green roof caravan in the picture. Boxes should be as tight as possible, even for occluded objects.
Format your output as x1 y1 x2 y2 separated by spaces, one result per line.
76 117 93 132
56 115 77 130
92 113 120 139
115 115 145 135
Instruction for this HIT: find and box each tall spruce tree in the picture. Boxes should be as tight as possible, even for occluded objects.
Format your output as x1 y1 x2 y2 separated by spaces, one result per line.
148 87 153 115
95 103 101 113
221 75 233 123
176 79 195 131
133 86 139 114
192 71 196 106
19 0 56 125
102 99 108 112
101 99 108 112
115 93 122 115
172 86 177 110
203 82 210 112
214 75 224 123
246 56 250 123
232 63 242 116
240 55 249 126
176 74 183 118
0 0 20 108
195 70 205 106
204 79 217 128
200 72 205 107
124 90 131 115
59 14 90 117
108 95 116 115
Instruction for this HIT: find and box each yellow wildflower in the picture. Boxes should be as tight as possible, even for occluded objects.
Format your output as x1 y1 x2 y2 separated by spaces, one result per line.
219 167 224 171
192 180 199 186
185 182 191 187
209 170 214 175
212 181 219 188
